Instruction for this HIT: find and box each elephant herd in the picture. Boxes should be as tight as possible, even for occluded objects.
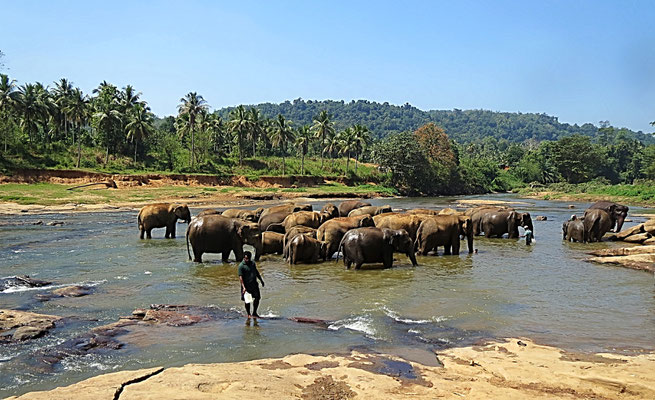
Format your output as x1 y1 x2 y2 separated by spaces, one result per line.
136 199 630 269
562 201 629 243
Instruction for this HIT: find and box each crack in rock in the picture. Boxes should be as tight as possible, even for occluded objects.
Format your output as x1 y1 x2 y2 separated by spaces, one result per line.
113 367 165 400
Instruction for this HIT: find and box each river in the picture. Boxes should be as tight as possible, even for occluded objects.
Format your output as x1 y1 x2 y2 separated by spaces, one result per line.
1 194 654 397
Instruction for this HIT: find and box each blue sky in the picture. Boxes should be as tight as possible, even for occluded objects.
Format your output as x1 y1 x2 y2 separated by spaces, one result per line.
2 1 654 132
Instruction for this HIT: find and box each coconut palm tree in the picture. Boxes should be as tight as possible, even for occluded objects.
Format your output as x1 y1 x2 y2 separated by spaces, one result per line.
53 78 74 140
352 124 372 175
270 114 294 175
93 82 122 164
126 104 154 163
311 110 335 169
247 107 265 157
65 88 89 167
177 92 208 168
339 127 356 174
323 131 340 170
229 105 249 166
0 74 19 152
295 125 312 175
16 83 45 144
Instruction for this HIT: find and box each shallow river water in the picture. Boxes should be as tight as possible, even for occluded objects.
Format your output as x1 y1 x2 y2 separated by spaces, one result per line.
1 194 654 397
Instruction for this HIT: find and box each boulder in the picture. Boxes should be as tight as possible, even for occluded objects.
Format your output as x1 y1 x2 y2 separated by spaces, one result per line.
52 285 92 297
615 224 644 241
644 219 655 235
1 309 61 342
588 254 655 273
535 216 547 221
623 232 652 244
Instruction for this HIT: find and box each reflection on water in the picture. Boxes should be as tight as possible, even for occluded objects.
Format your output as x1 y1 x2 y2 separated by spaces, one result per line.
0 194 654 397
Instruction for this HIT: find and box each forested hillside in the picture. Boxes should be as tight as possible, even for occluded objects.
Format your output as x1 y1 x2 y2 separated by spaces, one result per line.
216 99 655 144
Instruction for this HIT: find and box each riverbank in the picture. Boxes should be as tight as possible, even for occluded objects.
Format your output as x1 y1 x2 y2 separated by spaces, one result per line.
516 182 655 208
8 338 655 399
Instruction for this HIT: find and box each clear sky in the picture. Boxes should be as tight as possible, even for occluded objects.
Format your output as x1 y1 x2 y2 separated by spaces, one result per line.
1 1 654 132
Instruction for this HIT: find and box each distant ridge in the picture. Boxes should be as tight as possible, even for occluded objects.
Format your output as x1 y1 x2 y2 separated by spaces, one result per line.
215 99 655 144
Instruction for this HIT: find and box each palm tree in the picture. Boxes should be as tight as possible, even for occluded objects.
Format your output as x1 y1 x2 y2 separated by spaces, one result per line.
352 124 372 175
126 104 154 163
16 84 45 144
0 74 19 152
53 78 74 140
323 131 340 170
229 105 249 166
311 110 335 169
339 127 356 174
92 82 122 163
270 114 294 175
177 92 208 168
248 107 265 157
65 88 89 167
295 125 312 175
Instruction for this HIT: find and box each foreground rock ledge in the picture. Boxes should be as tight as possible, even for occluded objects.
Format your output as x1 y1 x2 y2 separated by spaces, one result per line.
8 338 655 400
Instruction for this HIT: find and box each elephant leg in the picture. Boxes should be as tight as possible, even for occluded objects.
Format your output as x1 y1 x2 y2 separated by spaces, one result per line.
146 229 153 239
221 251 230 263
165 226 171 239
140 229 145 239
444 243 452 255
452 236 460 255
233 245 244 262
354 261 364 270
170 224 176 238
383 250 393 268
193 250 203 263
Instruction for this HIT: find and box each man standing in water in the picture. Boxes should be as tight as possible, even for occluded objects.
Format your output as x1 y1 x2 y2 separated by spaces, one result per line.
238 251 264 318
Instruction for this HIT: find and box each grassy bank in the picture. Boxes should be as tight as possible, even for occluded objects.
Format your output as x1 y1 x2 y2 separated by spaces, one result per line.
515 181 655 207
0 182 395 206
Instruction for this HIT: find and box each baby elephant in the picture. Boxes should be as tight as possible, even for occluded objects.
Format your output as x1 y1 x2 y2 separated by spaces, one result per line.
138 203 191 239
262 231 284 255
339 227 417 270
562 216 585 243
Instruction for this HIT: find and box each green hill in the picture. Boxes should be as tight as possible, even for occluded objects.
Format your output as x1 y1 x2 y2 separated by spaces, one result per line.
215 99 655 144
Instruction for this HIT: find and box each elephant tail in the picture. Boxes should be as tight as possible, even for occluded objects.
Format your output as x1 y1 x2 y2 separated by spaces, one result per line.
137 211 142 230
337 234 348 262
186 226 191 260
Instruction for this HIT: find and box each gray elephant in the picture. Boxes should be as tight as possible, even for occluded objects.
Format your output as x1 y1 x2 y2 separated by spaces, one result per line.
287 235 326 264
197 208 222 217
415 215 473 255
464 206 514 236
583 209 612 242
137 203 191 239
262 231 284 255
258 203 313 232
186 215 262 262
316 215 375 259
562 216 585 242
338 200 372 217
222 208 264 222
321 203 340 219
339 227 417 269
348 205 393 217
266 211 333 233
588 201 629 232
283 226 317 259
480 210 533 239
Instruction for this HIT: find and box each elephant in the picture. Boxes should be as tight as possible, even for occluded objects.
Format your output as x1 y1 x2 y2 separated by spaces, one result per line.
406 208 440 215
480 211 533 239
316 215 375 259
415 215 474 255
464 206 514 236
221 208 264 222
258 203 313 232
562 216 585 242
373 213 432 241
186 214 263 263
196 208 222 217
283 226 317 259
338 200 372 217
339 227 418 269
267 211 333 233
348 205 393 217
588 201 629 232
321 203 340 220
287 235 327 264
262 231 284 255
583 209 613 243
137 203 191 239
438 208 462 216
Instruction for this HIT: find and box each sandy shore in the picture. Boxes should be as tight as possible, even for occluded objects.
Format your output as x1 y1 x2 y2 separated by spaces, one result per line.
7 338 655 399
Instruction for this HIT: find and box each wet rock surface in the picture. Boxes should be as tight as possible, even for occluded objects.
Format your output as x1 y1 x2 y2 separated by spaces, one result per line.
36 285 94 301
0 309 62 343
1 276 52 292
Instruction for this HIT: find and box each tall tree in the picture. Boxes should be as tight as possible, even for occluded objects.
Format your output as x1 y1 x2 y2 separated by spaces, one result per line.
323 130 340 169
295 125 312 175
338 127 356 174
126 104 154 163
52 78 74 141
92 82 122 164
229 105 249 166
177 92 208 168
16 83 45 144
65 88 89 167
248 107 265 157
0 74 18 152
270 114 294 175
311 110 335 169
352 124 372 175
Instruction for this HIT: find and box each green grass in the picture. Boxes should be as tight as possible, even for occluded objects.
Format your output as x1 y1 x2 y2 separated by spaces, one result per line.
515 180 655 206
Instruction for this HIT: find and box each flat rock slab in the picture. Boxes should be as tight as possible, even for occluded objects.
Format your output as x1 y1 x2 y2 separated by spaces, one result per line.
7 339 655 400
588 254 655 273
588 245 655 257
0 309 62 343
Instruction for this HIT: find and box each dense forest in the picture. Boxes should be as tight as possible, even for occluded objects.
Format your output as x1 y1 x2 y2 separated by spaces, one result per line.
1 72 654 196
217 99 655 144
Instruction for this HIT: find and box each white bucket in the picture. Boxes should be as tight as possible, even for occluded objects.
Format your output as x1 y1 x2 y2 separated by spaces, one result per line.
244 292 253 304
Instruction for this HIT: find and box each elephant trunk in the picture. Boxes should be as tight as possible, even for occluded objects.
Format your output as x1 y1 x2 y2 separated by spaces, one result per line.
253 240 263 261
186 226 191 260
466 232 474 254
614 214 626 233
266 223 286 233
